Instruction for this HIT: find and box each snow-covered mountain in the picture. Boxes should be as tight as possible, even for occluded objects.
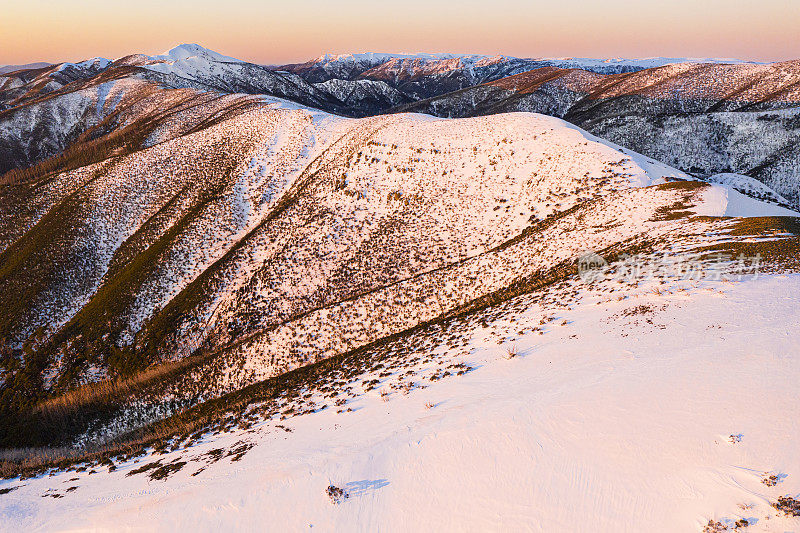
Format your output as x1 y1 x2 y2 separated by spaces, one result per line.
1 44 800 531
280 52 760 83
0 45 403 174
393 61 800 206
1 89 796 440
279 53 758 102
149 43 243 64
4 45 799 202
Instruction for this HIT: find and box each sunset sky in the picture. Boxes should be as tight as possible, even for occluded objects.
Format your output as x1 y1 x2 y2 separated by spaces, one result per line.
2 0 798 65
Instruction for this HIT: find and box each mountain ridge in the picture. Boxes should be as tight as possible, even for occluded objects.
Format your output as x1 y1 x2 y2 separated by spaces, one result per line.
5 45 798 205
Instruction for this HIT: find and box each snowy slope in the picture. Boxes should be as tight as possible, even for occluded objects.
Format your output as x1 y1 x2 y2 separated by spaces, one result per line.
2 271 798 532
2 97 793 398
707 173 794 207
696 185 800 217
0 107 695 385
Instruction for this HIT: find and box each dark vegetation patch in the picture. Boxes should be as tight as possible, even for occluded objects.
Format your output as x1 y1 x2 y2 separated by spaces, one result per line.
148 460 187 481
695 224 800 273
703 519 728 532
126 460 162 477
326 484 348 504
621 305 656 316
772 495 800 516
723 216 800 237
650 180 708 221
227 441 255 462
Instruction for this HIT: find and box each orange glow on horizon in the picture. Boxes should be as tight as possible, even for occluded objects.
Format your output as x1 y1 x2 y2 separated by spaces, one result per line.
1 0 799 66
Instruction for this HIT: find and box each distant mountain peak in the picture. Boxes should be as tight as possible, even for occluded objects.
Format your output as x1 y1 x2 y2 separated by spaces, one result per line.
153 43 243 63
0 62 52 75
54 57 111 73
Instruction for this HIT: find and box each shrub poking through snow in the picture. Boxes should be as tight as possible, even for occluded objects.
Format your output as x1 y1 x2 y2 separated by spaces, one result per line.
703 520 728 532
771 495 800 516
148 460 187 481
504 345 518 359
762 474 779 487
326 485 348 504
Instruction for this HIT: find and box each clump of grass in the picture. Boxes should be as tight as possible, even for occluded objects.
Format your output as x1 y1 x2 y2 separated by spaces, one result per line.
326 484 348 504
126 460 162 478
772 495 800 516
703 519 728 532
148 460 187 481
